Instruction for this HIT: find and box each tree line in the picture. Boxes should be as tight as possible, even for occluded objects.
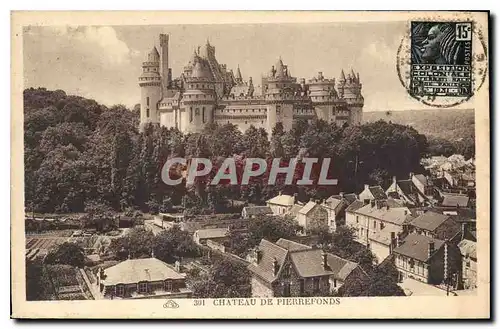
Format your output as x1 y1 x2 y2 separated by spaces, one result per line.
25 87 430 214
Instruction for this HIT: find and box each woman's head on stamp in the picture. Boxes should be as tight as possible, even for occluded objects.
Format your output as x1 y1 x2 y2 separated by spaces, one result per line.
422 24 446 64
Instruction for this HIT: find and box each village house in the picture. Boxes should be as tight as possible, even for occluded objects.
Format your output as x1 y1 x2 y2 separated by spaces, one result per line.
241 206 273 219
393 234 461 286
295 201 329 233
97 257 192 299
266 193 295 215
385 174 431 207
345 199 412 262
322 192 357 230
358 184 387 202
439 192 470 208
193 227 229 245
408 211 462 241
247 238 367 297
458 238 477 289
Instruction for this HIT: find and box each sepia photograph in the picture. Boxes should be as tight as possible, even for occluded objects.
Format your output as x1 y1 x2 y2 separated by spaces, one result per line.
11 11 490 319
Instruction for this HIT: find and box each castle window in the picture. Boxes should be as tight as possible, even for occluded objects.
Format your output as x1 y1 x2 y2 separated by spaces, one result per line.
147 97 150 106
146 108 150 118
190 107 193 122
261 120 264 124
245 121 248 124
202 107 206 123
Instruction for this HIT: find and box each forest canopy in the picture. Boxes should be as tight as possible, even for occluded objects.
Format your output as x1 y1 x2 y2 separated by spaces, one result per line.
24 88 450 214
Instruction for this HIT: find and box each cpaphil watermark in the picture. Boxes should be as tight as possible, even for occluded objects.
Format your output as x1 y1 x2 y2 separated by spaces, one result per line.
161 157 338 186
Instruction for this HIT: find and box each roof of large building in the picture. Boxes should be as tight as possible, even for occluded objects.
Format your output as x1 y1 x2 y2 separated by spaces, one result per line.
298 201 321 215
102 258 185 285
351 202 410 226
267 194 295 206
458 239 476 259
366 186 388 200
441 193 469 207
242 206 273 217
410 211 451 232
346 200 366 213
393 234 445 262
194 227 229 239
275 238 311 252
248 239 362 283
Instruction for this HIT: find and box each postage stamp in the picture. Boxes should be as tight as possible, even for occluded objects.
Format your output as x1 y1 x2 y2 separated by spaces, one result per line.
410 22 473 98
11 11 490 319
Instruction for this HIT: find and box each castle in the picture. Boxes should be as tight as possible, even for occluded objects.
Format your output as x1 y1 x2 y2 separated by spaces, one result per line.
139 34 364 134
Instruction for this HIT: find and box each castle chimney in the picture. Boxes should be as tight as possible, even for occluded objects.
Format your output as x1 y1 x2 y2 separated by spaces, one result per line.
428 241 435 259
322 251 328 270
273 258 279 276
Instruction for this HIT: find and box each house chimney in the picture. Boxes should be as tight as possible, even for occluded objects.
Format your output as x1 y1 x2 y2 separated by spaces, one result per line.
364 184 369 190
428 240 435 258
386 204 390 210
322 251 328 270
339 192 344 198
370 200 376 207
390 232 396 253
409 172 414 179
174 260 181 272
393 176 397 185
279 191 282 196
255 249 263 264
396 232 402 247
273 258 280 276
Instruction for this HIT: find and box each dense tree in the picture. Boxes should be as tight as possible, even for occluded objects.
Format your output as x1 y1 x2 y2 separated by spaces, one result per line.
109 226 155 260
189 259 251 298
24 88 435 214
44 242 85 268
26 260 53 300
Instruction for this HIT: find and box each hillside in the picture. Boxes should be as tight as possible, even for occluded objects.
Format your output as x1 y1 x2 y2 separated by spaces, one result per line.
363 109 475 142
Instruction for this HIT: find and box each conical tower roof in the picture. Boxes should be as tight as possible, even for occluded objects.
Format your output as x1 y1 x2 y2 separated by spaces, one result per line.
339 69 346 82
147 46 160 62
235 65 243 83
275 57 286 78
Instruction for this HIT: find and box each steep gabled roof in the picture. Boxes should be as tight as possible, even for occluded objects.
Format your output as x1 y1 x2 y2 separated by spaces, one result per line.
369 186 388 200
275 238 311 252
346 200 365 213
298 201 320 215
393 234 445 262
289 249 334 278
247 239 288 283
410 211 450 232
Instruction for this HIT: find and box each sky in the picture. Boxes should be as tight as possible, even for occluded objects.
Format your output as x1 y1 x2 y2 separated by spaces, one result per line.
23 22 457 112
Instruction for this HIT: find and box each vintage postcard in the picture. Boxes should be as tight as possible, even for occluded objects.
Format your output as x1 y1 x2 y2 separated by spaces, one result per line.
11 11 490 319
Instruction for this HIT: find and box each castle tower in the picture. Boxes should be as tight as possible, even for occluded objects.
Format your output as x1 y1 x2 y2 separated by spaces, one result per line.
336 69 363 125
159 34 171 92
265 58 296 133
180 55 216 133
308 71 338 123
139 46 162 131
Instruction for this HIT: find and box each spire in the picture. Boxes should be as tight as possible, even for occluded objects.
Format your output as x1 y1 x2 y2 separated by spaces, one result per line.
235 65 243 83
351 68 357 81
357 72 360 82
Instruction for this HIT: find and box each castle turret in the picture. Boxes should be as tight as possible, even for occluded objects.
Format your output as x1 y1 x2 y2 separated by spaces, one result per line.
180 55 216 133
308 71 339 123
139 46 162 131
337 68 363 125
235 65 243 84
160 34 171 92
265 57 296 132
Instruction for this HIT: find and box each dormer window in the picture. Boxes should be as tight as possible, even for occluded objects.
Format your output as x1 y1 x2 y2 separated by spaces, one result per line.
164 280 172 291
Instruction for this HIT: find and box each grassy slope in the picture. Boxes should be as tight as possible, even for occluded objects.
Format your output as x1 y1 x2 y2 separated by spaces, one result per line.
363 109 475 141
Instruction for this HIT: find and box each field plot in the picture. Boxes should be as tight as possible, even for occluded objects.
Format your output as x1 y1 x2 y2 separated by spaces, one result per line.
25 236 68 260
